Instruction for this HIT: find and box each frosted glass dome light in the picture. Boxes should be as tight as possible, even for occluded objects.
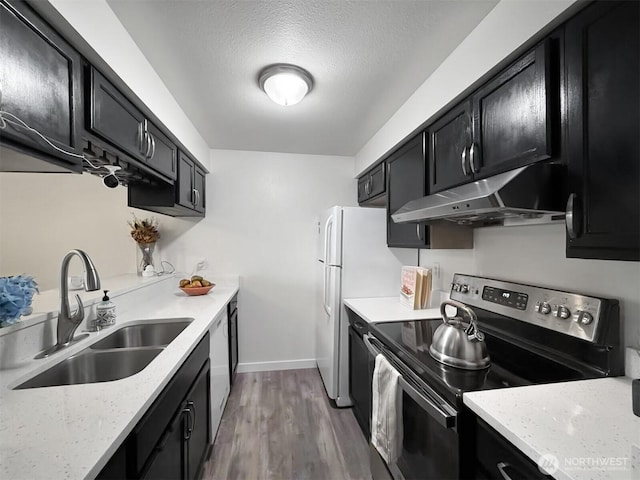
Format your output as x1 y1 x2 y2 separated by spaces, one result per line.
258 64 313 107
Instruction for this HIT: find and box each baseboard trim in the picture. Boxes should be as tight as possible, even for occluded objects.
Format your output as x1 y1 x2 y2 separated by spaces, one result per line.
237 358 317 373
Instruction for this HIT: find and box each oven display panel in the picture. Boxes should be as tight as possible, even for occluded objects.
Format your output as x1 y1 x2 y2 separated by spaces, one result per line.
482 286 528 310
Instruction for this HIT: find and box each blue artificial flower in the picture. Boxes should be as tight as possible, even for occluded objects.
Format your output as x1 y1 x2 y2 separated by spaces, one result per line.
0 275 39 327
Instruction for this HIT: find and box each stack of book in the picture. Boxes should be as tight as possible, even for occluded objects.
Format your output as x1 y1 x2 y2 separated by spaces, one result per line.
400 266 432 310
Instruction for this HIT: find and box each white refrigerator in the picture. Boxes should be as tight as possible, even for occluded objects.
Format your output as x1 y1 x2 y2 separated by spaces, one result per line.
315 206 417 407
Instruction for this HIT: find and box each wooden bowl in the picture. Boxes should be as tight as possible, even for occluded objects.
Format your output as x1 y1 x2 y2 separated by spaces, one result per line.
179 285 214 296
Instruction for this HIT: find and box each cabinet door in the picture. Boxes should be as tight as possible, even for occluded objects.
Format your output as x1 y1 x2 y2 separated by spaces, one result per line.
229 308 238 384
348 326 371 438
387 133 429 247
0 0 82 170
185 362 211 480
357 163 386 205
141 408 187 480
472 41 552 178
428 101 473 193
565 0 639 261
147 122 177 181
177 151 195 209
193 165 206 213
88 67 146 162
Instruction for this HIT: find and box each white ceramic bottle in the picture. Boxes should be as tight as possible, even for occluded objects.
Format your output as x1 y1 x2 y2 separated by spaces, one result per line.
95 290 116 328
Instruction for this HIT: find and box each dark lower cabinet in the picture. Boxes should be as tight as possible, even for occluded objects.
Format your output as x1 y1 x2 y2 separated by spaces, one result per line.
387 133 428 247
474 417 550 480
97 335 211 480
347 312 374 438
228 295 238 385
564 0 640 261
0 0 83 172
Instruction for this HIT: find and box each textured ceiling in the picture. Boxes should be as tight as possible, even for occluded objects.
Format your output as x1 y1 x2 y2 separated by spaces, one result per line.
107 0 497 156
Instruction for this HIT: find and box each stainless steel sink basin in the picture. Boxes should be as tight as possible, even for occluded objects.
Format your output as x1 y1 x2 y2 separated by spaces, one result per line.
15 348 163 389
90 319 193 349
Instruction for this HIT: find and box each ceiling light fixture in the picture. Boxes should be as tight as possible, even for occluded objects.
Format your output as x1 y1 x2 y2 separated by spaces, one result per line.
258 64 313 107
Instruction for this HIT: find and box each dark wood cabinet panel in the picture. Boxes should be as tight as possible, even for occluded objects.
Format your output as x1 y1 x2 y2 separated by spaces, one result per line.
387 133 429 247
128 150 206 217
193 165 206 214
348 325 373 438
0 0 83 172
228 297 238 385
88 67 146 162
147 122 177 181
140 408 186 480
185 363 211 480
357 162 386 206
472 40 552 178
565 0 639 261
428 101 472 193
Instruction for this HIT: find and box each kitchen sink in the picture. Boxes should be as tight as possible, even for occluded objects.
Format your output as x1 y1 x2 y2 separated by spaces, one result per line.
90 318 193 349
15 318 195 389
15 348 164 389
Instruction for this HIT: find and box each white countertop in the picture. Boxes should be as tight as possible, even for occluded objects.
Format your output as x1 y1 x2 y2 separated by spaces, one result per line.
0 276 239 480
343 296 442 323
464 377 640 480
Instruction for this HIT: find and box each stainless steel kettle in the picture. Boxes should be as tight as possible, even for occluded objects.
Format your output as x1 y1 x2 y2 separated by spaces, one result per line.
429 300 490 370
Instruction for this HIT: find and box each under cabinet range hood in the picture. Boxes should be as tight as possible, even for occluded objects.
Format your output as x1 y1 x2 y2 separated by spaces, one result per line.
392 163 567 227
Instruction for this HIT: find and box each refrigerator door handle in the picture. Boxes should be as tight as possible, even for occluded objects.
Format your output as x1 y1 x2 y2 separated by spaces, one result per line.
323 215 333 264
323 266 331 316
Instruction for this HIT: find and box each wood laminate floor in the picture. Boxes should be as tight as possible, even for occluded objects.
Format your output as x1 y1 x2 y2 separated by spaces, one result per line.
202 368 371 480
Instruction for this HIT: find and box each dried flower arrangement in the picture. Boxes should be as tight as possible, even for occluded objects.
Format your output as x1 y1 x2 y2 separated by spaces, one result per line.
128 215 160 244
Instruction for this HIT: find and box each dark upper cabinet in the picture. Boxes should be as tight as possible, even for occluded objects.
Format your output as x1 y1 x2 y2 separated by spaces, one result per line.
0 0 83 172
428 41 554 194
357 162 386 206
146 121 177 181
387 133 429 247
128 149 206 217
88 67 177 182
471 40 552 178
564 0 639 261
88 67 146 162
428 101 473 193
177 150 206 213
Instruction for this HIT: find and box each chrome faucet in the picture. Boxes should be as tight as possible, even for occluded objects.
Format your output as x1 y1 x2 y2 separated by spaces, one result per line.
36 249 101 359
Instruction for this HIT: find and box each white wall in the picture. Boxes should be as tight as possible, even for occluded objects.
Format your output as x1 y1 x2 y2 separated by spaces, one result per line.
0 172 144 290
158 150 356 371
47 0 210 166
355 0 577 175
419 224 640 349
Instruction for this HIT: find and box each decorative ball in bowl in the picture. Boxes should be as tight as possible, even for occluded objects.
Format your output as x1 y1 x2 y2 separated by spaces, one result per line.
179 276 215 296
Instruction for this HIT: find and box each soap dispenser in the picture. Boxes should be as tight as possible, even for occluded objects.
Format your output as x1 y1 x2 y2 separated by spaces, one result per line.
95 290 116 328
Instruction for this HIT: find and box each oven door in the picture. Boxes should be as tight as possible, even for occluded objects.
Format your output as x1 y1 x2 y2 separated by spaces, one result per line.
364 334 460 480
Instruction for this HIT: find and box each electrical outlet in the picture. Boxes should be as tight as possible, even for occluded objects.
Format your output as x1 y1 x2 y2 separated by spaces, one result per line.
432 262 441 280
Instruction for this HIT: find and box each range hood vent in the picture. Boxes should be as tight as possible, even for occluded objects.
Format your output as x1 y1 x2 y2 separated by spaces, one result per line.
392 163 566 227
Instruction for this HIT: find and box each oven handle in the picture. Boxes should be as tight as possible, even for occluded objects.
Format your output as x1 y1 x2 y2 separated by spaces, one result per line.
364 334 457 430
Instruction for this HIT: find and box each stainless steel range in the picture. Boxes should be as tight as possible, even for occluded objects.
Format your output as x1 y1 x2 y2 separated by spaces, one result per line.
365 274 624 480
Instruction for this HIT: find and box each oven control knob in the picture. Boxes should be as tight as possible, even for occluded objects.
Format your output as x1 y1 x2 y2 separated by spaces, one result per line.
451 283 460 292
554 305 571 319
460 284 469 293
574 311 594 325
536 302 551 314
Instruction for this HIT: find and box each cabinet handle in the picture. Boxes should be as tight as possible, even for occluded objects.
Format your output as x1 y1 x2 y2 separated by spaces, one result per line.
192 188 198 206
149 134 156 159
138 122 145 154
188 400 196 430
461 147 468 176
416 224 422 240
469 143 478 173
182 406 193 440
565 193 583 239
497 461 530 480
365 178 371 195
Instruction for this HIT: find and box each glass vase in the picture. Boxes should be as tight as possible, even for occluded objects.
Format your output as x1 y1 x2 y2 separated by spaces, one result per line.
137 242 156 276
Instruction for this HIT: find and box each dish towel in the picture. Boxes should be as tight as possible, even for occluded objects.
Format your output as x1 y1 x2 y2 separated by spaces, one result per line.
371 353 403 464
